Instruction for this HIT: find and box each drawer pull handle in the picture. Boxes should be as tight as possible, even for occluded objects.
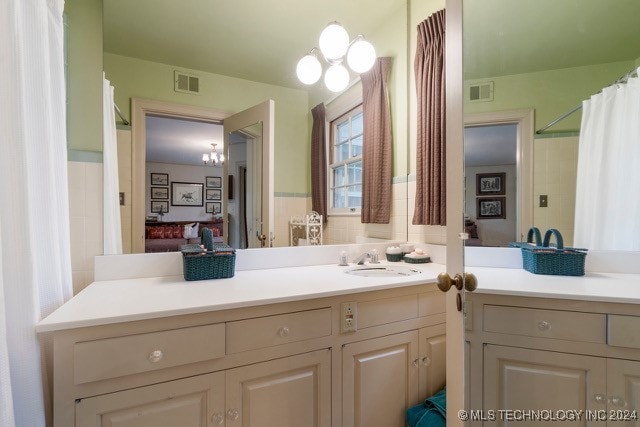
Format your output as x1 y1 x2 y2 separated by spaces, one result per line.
278 326 290 338
537 321 551 331
148 350 163 363
421 356 432 366
227 409 239 421
594 393 606 404
211 413 225 425
610 396 626 407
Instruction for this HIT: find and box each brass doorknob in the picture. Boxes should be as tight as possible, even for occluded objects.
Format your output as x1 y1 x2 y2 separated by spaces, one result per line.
437 272 477 292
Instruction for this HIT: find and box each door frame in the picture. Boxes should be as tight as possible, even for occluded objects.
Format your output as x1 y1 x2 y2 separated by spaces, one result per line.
465 109 534 242
130 98 230 253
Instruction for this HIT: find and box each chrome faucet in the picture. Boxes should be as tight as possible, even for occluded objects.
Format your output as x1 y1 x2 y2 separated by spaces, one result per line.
354 250 379 265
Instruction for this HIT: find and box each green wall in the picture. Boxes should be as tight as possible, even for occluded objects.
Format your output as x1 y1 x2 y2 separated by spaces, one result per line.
64 0 103 152
104 53 310 194
464 60 634 132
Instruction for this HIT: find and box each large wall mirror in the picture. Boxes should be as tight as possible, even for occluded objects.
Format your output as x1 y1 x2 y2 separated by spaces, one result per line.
463 0 640 250
103 0 432 253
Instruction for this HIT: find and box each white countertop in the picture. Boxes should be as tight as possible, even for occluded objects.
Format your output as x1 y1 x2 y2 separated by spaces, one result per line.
36 262 444 333
469 266 640 304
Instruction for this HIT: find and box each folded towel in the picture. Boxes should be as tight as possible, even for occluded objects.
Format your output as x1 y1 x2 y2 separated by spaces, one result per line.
406 387 446 427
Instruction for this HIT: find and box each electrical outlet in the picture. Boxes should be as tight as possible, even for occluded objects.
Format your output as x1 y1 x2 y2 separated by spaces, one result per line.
341 302 357 333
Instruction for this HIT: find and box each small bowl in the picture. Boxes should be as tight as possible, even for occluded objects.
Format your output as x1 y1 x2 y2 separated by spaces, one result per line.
386 252 403 262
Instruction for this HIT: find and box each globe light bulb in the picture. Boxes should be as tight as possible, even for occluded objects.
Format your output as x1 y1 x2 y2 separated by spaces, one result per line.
347 37 376 73
296 53 322 85
319 22 349 61
324 64 349 92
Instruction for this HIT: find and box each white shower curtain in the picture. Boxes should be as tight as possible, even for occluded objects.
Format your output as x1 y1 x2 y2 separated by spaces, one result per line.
0 0 73 425
103 75 123 255
574 67 640 250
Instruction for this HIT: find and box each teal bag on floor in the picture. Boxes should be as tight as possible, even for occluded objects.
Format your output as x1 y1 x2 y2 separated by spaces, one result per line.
406 387 446 427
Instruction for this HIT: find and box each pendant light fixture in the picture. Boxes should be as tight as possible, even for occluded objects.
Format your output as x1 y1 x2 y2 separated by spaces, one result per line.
296 22 376 93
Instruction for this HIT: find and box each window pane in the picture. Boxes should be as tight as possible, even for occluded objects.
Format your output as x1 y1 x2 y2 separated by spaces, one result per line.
347 161 362 184
333 187 346 209
351 112 363 136
347 185 362 208
335 142 349 162
333 166 345 187
351 135 363 157
337 121 350 142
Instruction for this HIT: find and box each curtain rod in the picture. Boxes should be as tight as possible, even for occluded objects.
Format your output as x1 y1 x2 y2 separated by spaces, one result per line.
114 103 130 126
535 66 639 134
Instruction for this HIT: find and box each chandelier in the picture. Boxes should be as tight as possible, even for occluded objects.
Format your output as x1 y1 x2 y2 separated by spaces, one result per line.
296 22 376 93
202 143 224 166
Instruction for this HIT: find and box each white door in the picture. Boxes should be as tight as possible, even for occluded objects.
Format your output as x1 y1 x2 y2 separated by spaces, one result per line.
223 100 274 248
443 0 467 424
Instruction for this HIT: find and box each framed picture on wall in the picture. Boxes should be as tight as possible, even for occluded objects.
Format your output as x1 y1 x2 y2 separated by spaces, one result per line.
206 176 222 188
476 173 506 195
206 188 222 201
477 197 506 219
171 182 204 206
150 187 169 199
213 202 221 214
151 173 169 186
150 200 169 214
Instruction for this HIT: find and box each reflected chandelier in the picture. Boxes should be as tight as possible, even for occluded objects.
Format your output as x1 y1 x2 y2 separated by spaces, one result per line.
202 143 224 166
296 22 376 93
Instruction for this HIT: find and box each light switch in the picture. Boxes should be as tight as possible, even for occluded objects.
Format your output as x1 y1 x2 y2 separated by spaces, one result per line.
539 195 548 207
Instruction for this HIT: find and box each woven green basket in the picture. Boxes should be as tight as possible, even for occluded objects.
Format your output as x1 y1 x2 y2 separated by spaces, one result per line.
521 229 587 276
182 229 236 281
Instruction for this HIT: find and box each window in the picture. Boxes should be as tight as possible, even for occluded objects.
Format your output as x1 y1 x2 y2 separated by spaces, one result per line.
329 106 363 214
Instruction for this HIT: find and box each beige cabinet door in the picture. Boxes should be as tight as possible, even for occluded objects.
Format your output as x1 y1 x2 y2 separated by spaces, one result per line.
484 345 607 426
225 349 331 427
607 358 640 418
419 324 446 400
75 371 225 427
342 330 420 427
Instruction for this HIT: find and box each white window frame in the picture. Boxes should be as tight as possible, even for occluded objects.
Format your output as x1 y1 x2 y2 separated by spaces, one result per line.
328 105 363 216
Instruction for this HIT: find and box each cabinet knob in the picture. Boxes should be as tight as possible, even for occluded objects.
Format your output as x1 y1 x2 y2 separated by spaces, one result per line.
610 396 626 407
278 326 290 338
412 358 420 368
227 409 239 421
594 393 606 404
148 350 163 363
437 272 477 293
421 356 432 366
211 412 225 425
537 321 551 331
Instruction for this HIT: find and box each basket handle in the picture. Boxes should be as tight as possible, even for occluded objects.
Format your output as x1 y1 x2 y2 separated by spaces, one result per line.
202 227 214 251
526 227 542 245
543 229 564 249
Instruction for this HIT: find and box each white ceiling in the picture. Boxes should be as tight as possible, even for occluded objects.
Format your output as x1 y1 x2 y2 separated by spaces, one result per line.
145 115 223 166
464 124 517 167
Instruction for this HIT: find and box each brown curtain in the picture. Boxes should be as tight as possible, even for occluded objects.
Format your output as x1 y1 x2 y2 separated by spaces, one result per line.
311 103 327 222
413 9 446 226
361 57 393 224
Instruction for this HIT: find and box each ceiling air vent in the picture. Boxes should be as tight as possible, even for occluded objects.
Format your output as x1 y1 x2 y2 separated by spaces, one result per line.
174 71 200 95
468 81 494 102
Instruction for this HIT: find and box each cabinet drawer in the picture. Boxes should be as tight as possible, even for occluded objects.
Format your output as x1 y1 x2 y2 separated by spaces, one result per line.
74 323 225 384
607 315 640 348
484 305 605 343
226 308 331 353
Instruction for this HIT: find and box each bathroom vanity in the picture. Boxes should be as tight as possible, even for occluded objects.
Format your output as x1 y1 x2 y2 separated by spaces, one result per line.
38 253 448 427
465 267 640 424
